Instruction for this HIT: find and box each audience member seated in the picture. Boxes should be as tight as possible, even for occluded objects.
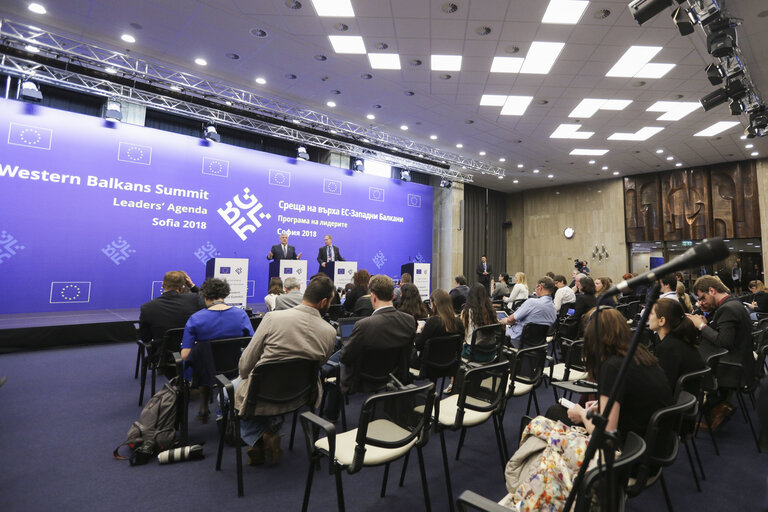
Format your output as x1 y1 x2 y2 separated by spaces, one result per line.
620 272 635 298
594 276 617 305
747 280 768 320
393 272 412 306
274 277 303 310
181 278 254 422
233 274 337 465
553 274 576 314
413 288 465 363
503 272 529 306
343 269 370 314
461 283 500 362
501 276 557 348
492 273 510 301
449 275 470 313
676 281 693 313
397 283 429 319
139 270 204 345
264 277 283 312
571 276 597 334
649 298 705 388
687 275 754 429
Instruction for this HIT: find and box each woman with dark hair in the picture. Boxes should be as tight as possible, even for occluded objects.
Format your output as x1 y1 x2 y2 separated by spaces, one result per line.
747 280 768 319
343 269 371 313
492 273 510 300
594 276 616 305
181 278 254 421
397 283 429 319
649 298 705 388
414 288 464 356
461 283 499 361
571 276 598 334
264 277 283 312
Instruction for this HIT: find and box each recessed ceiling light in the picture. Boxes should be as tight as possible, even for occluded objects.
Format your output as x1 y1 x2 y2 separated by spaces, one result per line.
225 101 232 106
430 134 437 140
656 148 664 153
225 53 240 60
24 45 40 53
520 42 565 74
499 157 506 162
550 123 594 139
194 57 207 66
169 85 182 92
517 163 524 168
292 119 301 124
571 149 609 156
647 101 701 121
751 151 759 156
456 143 463 148
480 94 508 107
666 156 674 160
602 165 609 170
121 34 136 43
746 143 754 148
400 125 408 131
569 98 632 118
533 169 540 173
362 138 370 142
607 127 664 141
105 67 117 74
326 101 336 107
500 95 533 116
547 174 555 179
693 121 740 137
613 171 620 175
366 114 375 120
513 179 519 183
311 0 355 17
588 160 595 164
368 53 401 70
328 35 366 54
479 151 486 156
542 0 589 24
431 54 462 71
497 174 504 179
255 77 267 84
330 129 338 134
490 56 523 73
28 3 47 14
675 162 683 167
606 46 674 79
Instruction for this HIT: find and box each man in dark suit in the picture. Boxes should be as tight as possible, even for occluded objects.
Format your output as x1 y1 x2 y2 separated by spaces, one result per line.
316 234 344 270
476 255 493 294
687 274 754 428
139 270 205 343
267 232 301 261
449 275 470 313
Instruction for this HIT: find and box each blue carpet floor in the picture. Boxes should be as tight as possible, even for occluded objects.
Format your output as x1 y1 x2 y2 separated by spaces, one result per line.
0 342 765 511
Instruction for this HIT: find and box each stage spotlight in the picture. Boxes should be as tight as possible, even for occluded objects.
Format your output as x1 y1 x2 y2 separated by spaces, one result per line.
726 78 747 101
353 158 364 172
20 79 42 102
297 145 309 161
705 63 724 85
439 178 452 189
729 98 743 116
628 0 682 26
672 6 695 36
400 169 411 182
690 0 721 26
104 98 122 122
700 87 728 111
707 19 737 58
203 124 220 142
750 108 768 131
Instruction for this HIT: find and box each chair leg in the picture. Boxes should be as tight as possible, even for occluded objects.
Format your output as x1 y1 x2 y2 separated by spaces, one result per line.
417 446 432 512
301 455 317 512
551 380 560 402
492 415 507 469
235 417 244 497
290 410 299 451
151 367 157 397
134 345 142 379
737 393 760 450
498 414 510 462
340 395 347 431
216 403 229 471
525 392 533 416
335 468 346 512
660 473 675 512
532 388 541 415
179 382 189 445
399 451 410 487
138 357 148 407
455 427 467 461
698 408 720 456
690 435 705 480
381 462 391 497
681 438 701 492
439 431 456 512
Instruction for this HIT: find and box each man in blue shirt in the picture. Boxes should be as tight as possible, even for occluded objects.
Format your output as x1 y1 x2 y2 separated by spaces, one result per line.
502 276 557 348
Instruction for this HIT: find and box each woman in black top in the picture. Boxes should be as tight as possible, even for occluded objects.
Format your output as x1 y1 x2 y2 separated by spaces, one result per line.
565 307 672 438
571 276 597 337
748 280 768 312
343 269 370 313
398 283 429 320
414 288 464 353
649 298 705 389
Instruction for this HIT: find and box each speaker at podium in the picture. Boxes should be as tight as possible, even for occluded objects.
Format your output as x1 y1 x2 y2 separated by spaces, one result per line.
401 262 431 300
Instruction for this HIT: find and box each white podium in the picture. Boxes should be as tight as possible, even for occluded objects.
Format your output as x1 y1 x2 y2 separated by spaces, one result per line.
269 259 308 290
205 257 249 308
323 261 357 289
401 262 431 300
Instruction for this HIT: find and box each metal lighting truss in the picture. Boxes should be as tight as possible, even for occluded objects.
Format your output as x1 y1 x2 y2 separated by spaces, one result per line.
0 19 506 180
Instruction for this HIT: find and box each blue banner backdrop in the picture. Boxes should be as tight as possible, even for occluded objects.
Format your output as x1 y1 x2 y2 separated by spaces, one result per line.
0 99 433 314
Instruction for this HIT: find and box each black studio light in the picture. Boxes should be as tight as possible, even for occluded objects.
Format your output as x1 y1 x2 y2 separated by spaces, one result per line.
439 178 452 189
297 145 309 161
672 6 695 36
400 169 411 182
628 0 684 26
20 79 42 102
705 63 724 85
203 124 220 142
700 87 729 111
353 158 364 172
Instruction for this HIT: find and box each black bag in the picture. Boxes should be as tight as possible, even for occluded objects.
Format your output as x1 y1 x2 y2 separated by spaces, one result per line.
114 378 180 465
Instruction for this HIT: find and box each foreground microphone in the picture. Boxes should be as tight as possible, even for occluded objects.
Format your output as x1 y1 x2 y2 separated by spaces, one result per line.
601 237 729 298
157 444 204 464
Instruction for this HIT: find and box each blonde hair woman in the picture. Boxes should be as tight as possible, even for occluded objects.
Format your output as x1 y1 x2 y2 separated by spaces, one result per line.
504 272 529 304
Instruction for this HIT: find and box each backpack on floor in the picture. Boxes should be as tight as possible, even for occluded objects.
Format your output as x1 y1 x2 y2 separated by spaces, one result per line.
114 377 180 465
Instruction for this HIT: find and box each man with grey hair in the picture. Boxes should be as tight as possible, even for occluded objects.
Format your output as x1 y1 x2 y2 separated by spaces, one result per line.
274 277 303 310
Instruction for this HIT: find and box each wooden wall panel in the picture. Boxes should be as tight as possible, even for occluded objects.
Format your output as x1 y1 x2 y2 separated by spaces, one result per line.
711 161 760 238
661 169 712 241
624 175 661 242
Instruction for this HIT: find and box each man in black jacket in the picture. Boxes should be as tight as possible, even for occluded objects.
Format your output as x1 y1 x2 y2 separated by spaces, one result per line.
449 275 470 313
139 271 204 343
267 232 300 261
476 256 493 295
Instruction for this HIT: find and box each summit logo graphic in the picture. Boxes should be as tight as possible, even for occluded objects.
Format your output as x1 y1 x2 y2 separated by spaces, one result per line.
217 187 271 241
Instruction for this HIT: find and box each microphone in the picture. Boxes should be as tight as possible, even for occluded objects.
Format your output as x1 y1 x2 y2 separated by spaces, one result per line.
601 237 729 298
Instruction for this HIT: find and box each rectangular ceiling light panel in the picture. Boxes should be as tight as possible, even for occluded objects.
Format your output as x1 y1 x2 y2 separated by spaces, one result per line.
607 126 664 141
606 46 661 77
569 98 632 118
570 148 609 155
328 35 366 54
694 121 740 137
634 62 675 79
491 56 524 73
311 0 355 17
368 53 401 69
431 54 463 71
542 0 590 24
480 94 509 106
550 123 594 139
520 42 565 74
647 101 701 121
500 95 534 115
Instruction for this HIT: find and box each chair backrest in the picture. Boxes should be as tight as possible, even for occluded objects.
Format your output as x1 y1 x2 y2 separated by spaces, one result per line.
511 298 527 311
338 316 364 343
559 302 575 317
674 366 709 402
208 336 251 379
327 304 344 322
519 323 550 348
511 343 548 388
616 303 631 320
752 328 766 351
560 338 586 373
642 391 696 468
162 327 185 352
467 323 505 363
349 381 436 473
243 358 320 417
358 344 411 392
249 315 263 332
418 334 463 380
449 360 510 428
701 346 728 392
574 431 646 512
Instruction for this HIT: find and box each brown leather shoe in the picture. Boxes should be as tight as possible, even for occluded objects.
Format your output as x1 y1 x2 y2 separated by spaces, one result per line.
247 440 265 466
262 432 283 465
